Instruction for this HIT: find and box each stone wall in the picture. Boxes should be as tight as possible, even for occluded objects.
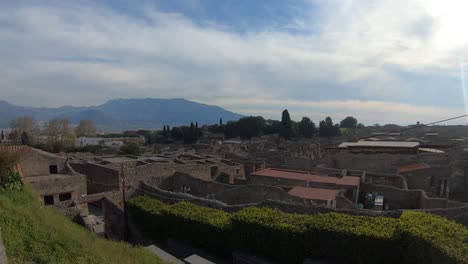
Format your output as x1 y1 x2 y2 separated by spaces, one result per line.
27 174 87 205
360 183 453 209
133 182 468 226
329 153 418 173
127 161 245 186
19 148 67 176
103 197 125 240
70 162 120 194
133 182 401 218
155 173 304 205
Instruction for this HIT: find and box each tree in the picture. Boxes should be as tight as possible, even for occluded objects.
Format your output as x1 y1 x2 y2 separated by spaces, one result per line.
298 117 316 138
75 120 97 137
0 150 18 183
20 132 31 146
319 116 341 137
9 116 39 143
279 109 293 140
1 130 4 141
47 118 74 146
340 116 358 129
236 116 265 139
357 123 365 128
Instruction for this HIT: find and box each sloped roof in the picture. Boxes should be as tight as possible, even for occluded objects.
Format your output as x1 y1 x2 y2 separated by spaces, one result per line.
288 186 340 201
251 168 360 187
339 141 419 148
397 163 430 173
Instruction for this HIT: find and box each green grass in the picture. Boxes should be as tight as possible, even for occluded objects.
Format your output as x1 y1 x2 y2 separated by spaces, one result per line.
0 187 164 264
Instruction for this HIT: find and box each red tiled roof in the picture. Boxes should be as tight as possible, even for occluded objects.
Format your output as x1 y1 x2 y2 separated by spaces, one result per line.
251 168 360 187
288 186 340 201
0 145 30 153
397 163 430 173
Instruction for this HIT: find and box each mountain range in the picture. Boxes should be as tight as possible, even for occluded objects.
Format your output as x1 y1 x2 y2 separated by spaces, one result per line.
0 98 243 130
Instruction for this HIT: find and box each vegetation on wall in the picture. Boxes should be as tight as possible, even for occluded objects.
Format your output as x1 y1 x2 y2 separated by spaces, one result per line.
129 196 468 264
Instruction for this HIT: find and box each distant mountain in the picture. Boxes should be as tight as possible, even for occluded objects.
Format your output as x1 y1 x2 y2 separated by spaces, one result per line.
0 98 243 130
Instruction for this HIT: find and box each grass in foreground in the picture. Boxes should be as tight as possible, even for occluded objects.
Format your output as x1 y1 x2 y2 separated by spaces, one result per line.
0 187 164 264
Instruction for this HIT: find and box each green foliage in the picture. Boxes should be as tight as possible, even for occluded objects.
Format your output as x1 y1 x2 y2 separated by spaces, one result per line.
0 188 162 264
398 211 468 264
2 171 24 191
0 151 18 184
279 109 293 139
129 196 468 264
298 116 316 138
119 142 140 155
340 116 358 128
20 131 31 146
319 116 341 137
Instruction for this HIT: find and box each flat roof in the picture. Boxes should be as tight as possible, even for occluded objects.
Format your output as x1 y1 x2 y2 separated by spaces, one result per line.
288 186 340 201
339 141 419 148
251 168 360 187
397 163 430 173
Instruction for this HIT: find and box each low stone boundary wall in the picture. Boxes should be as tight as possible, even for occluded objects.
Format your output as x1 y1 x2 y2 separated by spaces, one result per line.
134 182 402 218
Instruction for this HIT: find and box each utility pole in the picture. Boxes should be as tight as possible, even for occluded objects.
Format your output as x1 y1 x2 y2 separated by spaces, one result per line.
121 163 129 241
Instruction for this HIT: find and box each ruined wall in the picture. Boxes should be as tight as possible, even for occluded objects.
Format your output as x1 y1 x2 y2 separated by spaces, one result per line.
403 167 450 196
283 156 317 171
330 153 417 173
70 162 120 194
127 161 244 186
102 198 125 241
19 149 67 176
134 182 468 226
360 183 451 209
156 173 304 205
28 174 87 204
134 182 401 218
248 174 307 187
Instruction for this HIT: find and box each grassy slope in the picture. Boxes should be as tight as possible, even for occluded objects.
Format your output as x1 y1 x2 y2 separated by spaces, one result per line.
0 187 164 264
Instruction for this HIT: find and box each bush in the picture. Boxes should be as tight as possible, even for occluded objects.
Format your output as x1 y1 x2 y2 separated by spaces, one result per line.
2 171 24 190
399 211 468 264
129 196 468 264
0 151 18 183
128 197 231 255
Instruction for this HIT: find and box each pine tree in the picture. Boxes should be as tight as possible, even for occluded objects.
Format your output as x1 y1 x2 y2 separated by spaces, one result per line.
279 109 293 140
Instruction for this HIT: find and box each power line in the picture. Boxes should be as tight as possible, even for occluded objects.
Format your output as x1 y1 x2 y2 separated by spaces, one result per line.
320 114 468 149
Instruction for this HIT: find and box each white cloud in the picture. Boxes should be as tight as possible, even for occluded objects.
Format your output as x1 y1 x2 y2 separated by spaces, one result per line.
0 0 467 124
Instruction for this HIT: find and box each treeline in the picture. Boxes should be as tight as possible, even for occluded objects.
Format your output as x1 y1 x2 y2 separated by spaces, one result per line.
3 117 97 152
2 110 364 149
207 110 363 140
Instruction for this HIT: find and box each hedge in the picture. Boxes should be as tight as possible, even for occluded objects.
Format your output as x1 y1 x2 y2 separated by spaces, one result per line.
128 196 468 264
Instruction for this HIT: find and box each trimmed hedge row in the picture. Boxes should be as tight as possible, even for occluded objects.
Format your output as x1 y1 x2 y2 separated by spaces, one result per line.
128 196 468 264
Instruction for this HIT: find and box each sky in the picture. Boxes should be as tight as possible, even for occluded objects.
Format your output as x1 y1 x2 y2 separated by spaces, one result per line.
0 0 468 125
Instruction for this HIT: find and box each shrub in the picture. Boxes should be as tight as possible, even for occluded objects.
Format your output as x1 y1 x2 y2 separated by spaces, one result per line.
399 211 468 264
0 151 18 183
2 171 24 190
129 196 468 264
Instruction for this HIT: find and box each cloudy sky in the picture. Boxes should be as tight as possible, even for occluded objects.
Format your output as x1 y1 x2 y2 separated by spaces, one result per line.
1 0 468 125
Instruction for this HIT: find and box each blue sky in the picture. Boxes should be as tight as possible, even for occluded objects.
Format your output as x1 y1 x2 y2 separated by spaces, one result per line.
0 0 467 125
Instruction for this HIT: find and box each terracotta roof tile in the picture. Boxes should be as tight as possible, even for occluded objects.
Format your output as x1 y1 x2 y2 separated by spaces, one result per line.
288 186 340 201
